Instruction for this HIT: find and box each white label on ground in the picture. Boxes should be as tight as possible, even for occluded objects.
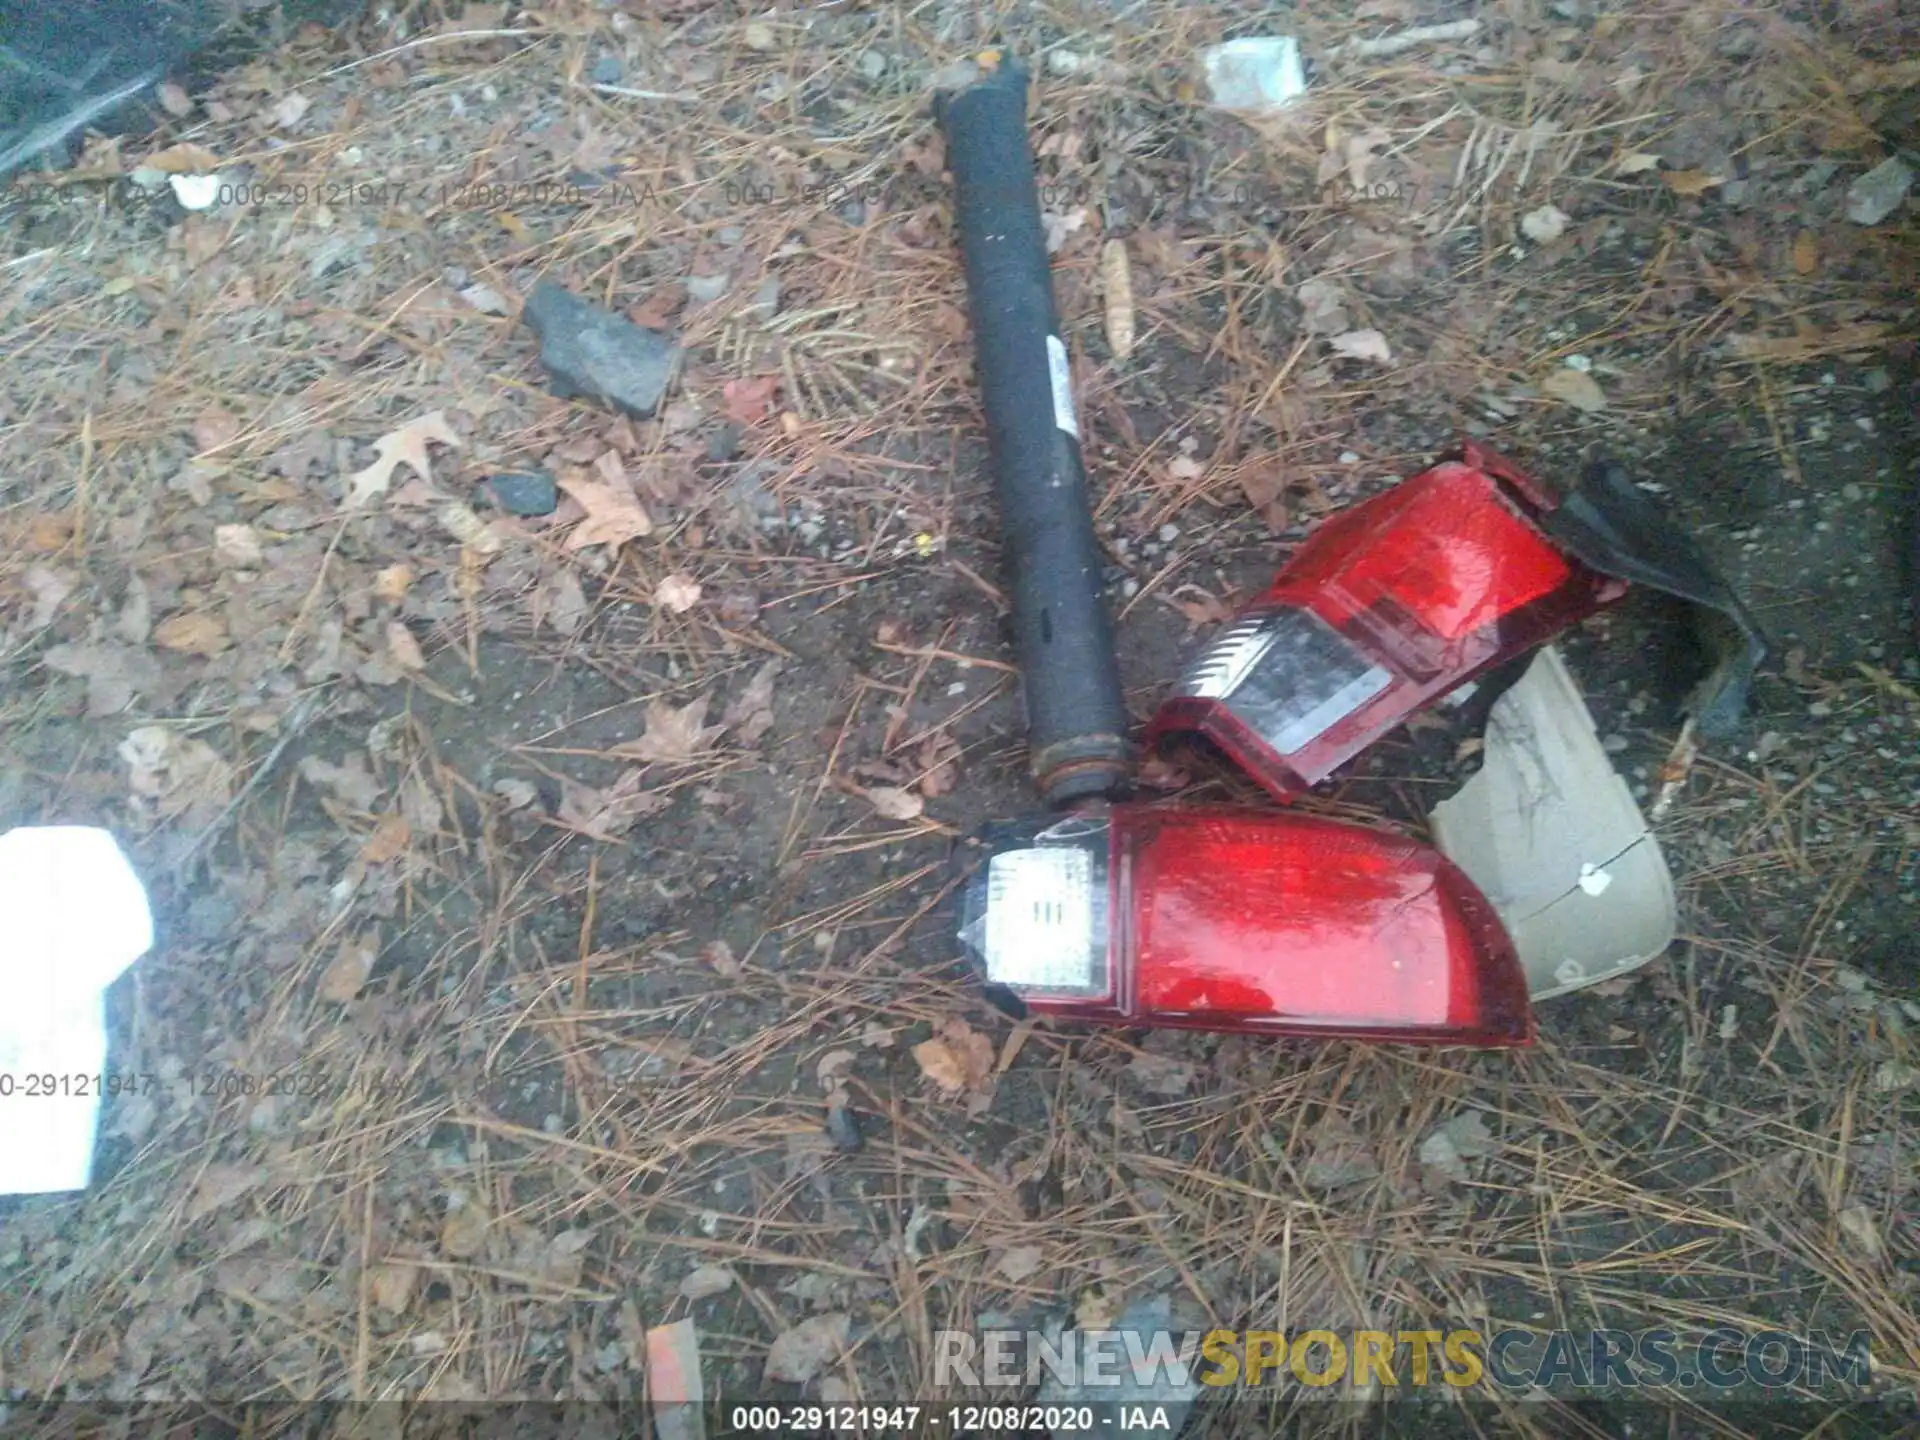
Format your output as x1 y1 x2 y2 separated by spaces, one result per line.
1046 334 1079 438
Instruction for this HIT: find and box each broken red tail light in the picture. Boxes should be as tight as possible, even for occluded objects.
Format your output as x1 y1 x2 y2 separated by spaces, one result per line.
1144 447 1626 799
959 805 1533 1046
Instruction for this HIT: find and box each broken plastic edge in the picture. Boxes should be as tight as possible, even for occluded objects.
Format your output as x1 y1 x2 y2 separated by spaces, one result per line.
1430 646 1677 1000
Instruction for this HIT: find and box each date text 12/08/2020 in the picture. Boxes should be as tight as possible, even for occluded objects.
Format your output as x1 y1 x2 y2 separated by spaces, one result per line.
204 179 645 210
729 1408 1107 1433
0 1069 406 1101
0 176 648 215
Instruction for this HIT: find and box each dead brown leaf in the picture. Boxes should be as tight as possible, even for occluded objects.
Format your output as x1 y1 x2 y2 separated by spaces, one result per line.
654 573 703 613
192 405 241 453
153 610 230 657
701 939 743 978
722 375 780 426
368 1262 418 1315
1791 230 1819 276
915 732 961 797
864 785 924 821
995 1245 1047 1282
557 769 670 840
144 141 222 174
300 754 380 811
121 726 232 830
186 1161 269 1221
721 659 781 743
373 564 415 604
117 576 151 644
345 412 463 507
44 643 162 716
556 469 653 550
1238 454 1290 532
359 814 412 864
678 1264 737 1301
1164 585 1232 631
1660 169 1724 197
22 565 74 629
24 511 73 550
386 620 426 672
627 288 683 329
619 693 721 763
913 1036 968 1092
213 523 263 568
912 1017 994 1097
319 932 378 1002
764 1312 850 1384
1540 367 1609 413
440 1197 490 1258
543 569 589 635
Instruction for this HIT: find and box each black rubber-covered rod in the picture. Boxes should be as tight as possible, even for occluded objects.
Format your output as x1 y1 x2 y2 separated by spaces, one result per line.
937 56 1129 805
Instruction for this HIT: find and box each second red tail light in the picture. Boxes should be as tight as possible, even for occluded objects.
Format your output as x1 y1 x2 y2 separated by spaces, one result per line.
1145 447 1626 799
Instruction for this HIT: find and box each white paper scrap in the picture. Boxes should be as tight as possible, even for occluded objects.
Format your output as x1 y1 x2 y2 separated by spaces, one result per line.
0 826 153 1193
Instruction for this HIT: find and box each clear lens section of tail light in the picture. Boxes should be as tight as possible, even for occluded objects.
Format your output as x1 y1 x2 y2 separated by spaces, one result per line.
961 814 1113 1002
1181 603 1394 754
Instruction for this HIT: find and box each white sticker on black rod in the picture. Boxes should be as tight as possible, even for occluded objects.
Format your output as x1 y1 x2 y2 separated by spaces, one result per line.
1045 334 1079 438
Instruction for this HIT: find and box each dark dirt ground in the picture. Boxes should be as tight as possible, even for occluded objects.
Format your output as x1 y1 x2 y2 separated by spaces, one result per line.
0 2 1916 1437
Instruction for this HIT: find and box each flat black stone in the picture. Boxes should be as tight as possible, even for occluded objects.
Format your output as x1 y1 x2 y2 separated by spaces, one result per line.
521 279 680 420
482 471 558 517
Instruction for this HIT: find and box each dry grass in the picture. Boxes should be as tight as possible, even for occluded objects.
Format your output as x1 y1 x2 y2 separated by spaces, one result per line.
0 0 1915 1431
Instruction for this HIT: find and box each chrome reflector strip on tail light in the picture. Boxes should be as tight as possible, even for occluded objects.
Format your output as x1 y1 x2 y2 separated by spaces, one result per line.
1181 605 1393 756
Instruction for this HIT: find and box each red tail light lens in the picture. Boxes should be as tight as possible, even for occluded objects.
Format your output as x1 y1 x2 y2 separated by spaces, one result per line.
960 806 1532 1046
1145 452 1624 798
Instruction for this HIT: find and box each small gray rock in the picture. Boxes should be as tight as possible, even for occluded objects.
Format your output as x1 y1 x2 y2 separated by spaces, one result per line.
590 51 623 84
727 461 783 527
825 1102 862 1151
684 272 730 304
482 471 558 517
706 421 745 462
521 280 681 419
857 49 887 80
1846 156 1913 226
1793 158 1841 195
